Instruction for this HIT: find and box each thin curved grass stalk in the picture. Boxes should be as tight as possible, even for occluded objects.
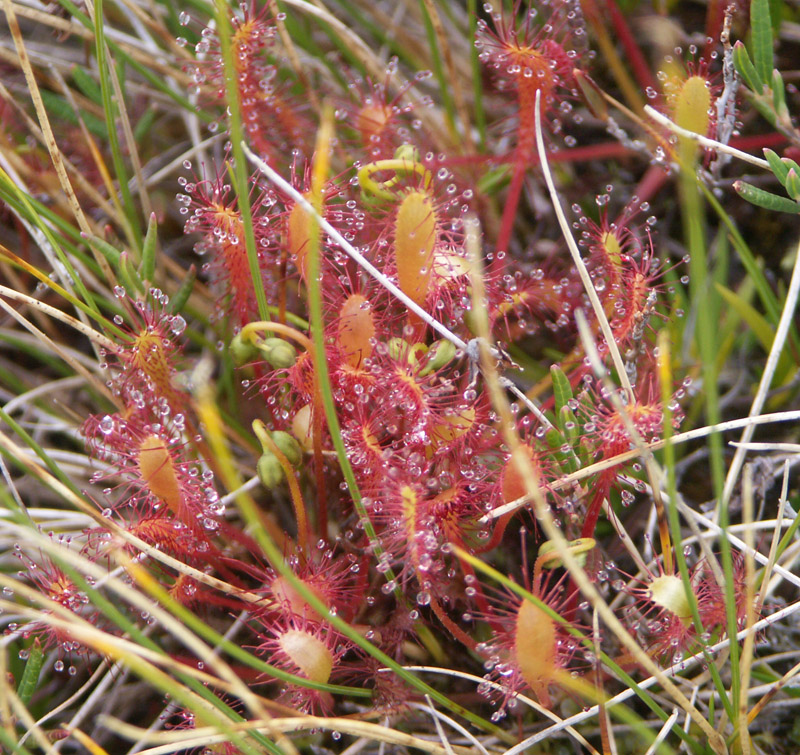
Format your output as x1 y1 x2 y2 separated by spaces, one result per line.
644 709 681 755
416 697 492 755
645 105 770 169
101 714 477 755
425 694 458 755
720 235 800 508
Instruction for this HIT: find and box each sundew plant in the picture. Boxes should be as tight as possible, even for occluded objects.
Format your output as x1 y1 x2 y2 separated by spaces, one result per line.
2 0 800 752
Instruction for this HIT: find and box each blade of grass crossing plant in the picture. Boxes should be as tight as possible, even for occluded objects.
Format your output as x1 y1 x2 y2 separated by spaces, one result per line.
303 118 445 658
467 0 486 148
214 0 270 323
551 364 573 415
304 113 432 598
92 0 141 248
16 639 44 706
139 213 158 283
417 0 457 140
304 112 448 658
750 0 774 88
169 264 197 314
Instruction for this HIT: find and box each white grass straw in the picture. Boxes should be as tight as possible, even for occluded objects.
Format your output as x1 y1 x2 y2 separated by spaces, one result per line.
414 698 491 755
644 105 770 169
482 408 800 521
643 709 680 755
535 106 634 404
720 235 800 514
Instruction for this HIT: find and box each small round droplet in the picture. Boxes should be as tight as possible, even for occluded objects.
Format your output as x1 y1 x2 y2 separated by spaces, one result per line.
170 315 186 335
99 415 114 435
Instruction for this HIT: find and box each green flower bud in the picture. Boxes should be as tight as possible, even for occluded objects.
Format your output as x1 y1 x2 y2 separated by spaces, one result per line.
257 452 284 488
230 332 259 366
394 144 420 163
258 337 297 369
270 431 303 467
419 339 456 376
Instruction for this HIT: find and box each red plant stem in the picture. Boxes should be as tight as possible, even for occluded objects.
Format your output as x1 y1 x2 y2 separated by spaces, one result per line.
259 429 311 554
704 0 726 60
580 471 614 540
429 594 477 649
601 0 659 96
494 143 531 270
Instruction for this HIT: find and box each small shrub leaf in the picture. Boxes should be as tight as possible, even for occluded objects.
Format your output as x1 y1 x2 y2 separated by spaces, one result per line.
732 40 762 92
750 0 774 88
733 181 800 213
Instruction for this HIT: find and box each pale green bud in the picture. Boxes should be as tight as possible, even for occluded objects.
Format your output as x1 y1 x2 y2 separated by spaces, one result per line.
271 431 303 467
257 452 284 488
230 332 259 366
258 337 297 369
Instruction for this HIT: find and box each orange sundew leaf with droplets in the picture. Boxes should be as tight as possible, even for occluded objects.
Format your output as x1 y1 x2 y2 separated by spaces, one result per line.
395 190 436 310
